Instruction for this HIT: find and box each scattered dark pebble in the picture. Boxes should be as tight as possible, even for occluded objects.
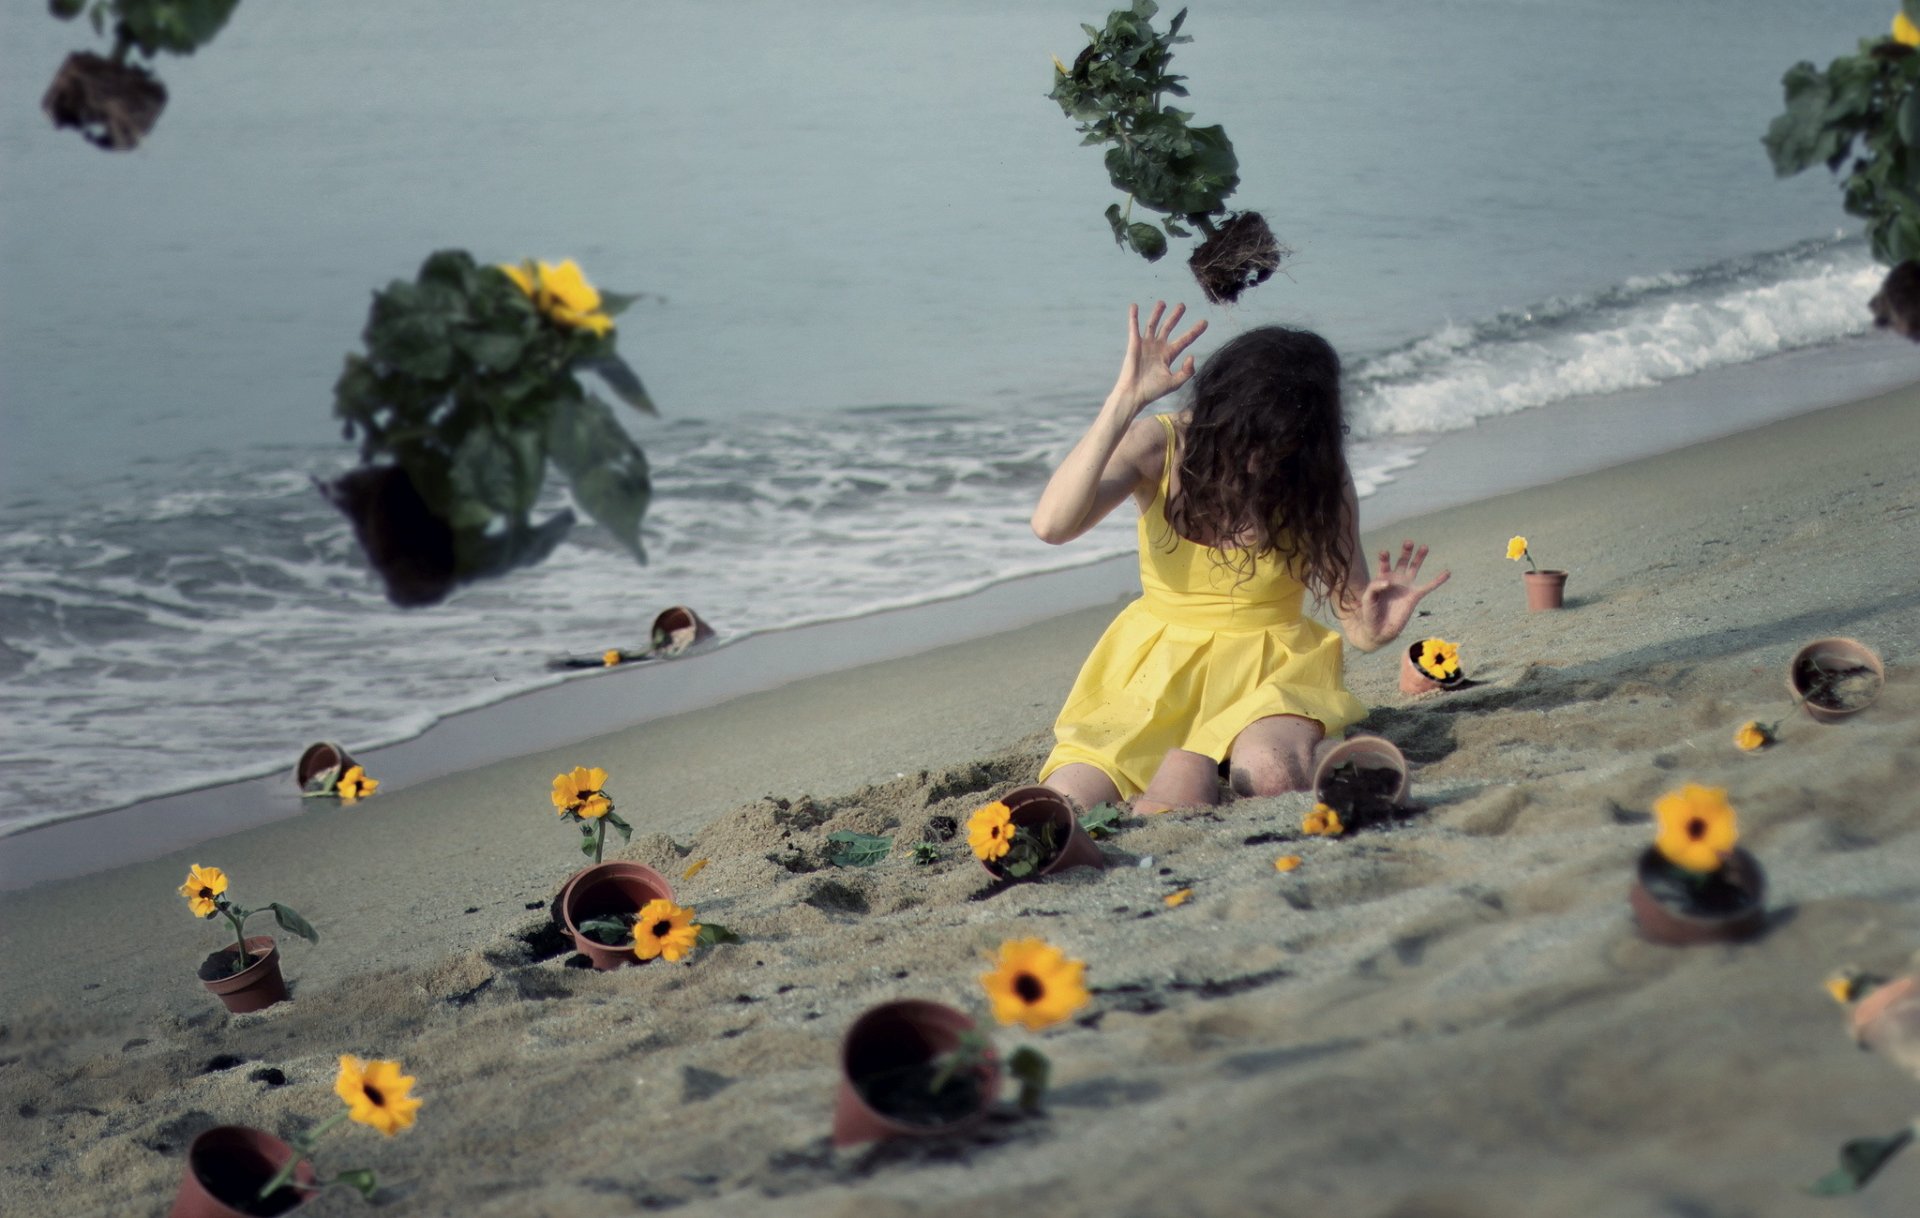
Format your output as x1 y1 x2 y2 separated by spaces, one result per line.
464 906 480 914
201 1054 246 1074
249 1068 287 1087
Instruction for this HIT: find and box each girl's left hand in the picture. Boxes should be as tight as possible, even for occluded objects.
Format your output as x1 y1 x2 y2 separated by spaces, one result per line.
1355 541 1450 646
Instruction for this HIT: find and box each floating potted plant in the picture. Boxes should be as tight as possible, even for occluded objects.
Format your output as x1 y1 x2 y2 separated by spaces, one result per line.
1788 637 1885 723
552 605 721 670
1507 535 1567 610
966 787 1104 881
833 938 1087 1147
1809 967 1920 1195
181 866 319 1014
171 1054 420 1217
1400 636 1466 695
294 743 377 804
1628 783 1767 945
1307 735 1411 835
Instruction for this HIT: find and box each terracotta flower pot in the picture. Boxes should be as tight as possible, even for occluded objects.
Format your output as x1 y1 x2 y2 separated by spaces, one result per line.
1399 641 1464 695
981 786 1105 880
294 742 356 793
1628 845 1767 946
557 862 676 970
198 936 289 1014
171 1125 315 1218
1787 637 1885 723
1523 570 1567 610
1851 975 1920 1063
832 999 1000 1147
1310 735 1411 809
651 605 717 656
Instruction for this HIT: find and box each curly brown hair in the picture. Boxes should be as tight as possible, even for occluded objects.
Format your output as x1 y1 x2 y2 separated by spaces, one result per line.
1161 326 1356 610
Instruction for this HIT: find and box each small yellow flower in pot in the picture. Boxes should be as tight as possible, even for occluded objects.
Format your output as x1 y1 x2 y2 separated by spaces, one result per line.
241 1055 423 1209
1402 636 1466 694
180 864 318 1013
1629 783 1767 945
550 765 632 865
1507 534 1568 609
630 898 702 963
967 800 1014 863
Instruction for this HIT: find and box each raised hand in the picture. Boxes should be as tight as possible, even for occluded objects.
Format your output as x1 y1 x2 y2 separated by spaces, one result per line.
1110 301 1207 415
1354 541 1450 647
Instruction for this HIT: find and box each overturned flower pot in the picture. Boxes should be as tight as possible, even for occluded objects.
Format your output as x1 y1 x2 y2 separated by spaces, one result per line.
651 605 717 656
556 862 675 970
1788 637 1884 723
198 936 290 1015
833 999 1000 1147
294 743 357 794
975 786 1104 881
171 1125 315 1218
1310 735 1411 830
1400 638 1465 695
1629 845 1768 946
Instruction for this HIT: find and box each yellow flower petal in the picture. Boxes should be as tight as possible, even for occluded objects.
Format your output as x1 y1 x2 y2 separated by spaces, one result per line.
1897 12 1920 46
980 938 1089 1031
334 1054 422 1136
1302 804 1345 837
1733 721 1770 752
632 899 701 962
536 260 603 317
498 261 535 297
1274 855 1302 872
681 858 710 881
967 801 1013 862
1825 973 1855 1005
1506 535 1528 562
1415 637 1461 681
1164 888 1192 907
180 864 228 917
1652 783 1739 873
603 649 622 667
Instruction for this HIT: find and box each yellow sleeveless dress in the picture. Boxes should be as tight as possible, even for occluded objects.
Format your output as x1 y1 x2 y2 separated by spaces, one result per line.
1039 414 1366 798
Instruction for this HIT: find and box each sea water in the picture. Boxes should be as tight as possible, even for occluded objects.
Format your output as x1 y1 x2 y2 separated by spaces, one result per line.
0 0 1911 832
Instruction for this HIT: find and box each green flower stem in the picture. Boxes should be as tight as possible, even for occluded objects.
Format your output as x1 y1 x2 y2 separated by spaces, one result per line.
257 1110 351 1201
592 817 606 865
219 904 251 976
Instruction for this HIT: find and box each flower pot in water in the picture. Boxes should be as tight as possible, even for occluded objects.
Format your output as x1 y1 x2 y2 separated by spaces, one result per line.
198 936 289 1014
557 861 676 970
294 742 356 794
832 999 1000 1147
983 786 1105 880
651 605 716 656
1399 641 1463 695
1310 735 1411 825
1787 637 1885 724
170 1125 315 1218
1628 845 1767 946
1523 570 1568 611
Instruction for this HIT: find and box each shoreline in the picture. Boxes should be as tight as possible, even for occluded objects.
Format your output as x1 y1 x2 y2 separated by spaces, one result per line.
6 334 1919 891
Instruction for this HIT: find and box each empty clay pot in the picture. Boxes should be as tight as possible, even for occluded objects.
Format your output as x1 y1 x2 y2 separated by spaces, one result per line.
294 743 356 794
1787 637 1885 724
651 606 716 656
171 1125 315 1217
983 786 1105 880
832 999 1000 1147
557 862 676 970
198 936 289 1014
1309 735 1411 808
1523 570 1568 611
1628 846 1767 946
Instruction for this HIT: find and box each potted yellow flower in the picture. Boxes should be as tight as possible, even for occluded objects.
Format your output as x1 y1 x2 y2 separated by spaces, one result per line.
1400 636 1466 695
294 743 377 803
1628 782 1767 945
832 937 1088 1146
965 786 1104 881
1307 735 1410 835
542 765 685 970
1506 535 1567 610
180 865 319 1014
170 1054 421 1217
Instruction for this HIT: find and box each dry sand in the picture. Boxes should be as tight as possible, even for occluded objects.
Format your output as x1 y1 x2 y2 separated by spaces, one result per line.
3 381 1919 1217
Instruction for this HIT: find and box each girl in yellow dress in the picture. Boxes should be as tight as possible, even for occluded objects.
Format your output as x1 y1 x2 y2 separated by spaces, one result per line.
1032 302 1449 815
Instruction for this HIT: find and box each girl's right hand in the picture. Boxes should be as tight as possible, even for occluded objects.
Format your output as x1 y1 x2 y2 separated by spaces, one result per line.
1110 301 1207 415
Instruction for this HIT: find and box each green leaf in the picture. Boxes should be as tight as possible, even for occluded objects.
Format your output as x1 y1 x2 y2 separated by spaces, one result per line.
1809 1126 1915 1194
1906 1 1920 30
1764 61 1839 177
826 830 892 867
545 395 651 560
451 509 575 582
1078 803 1124 840
1104 201 1128 245
596 290 640 318
694 922 741 947
577 916 632 940
267 903 319 945
448 426 528 516
912 842 941 865
330 1170 378 1202
1126 222 1168 260
1009 1045 1051 1113
1899 88 1920 149
577 354 656 416
604 811 633 843
114 0 243 57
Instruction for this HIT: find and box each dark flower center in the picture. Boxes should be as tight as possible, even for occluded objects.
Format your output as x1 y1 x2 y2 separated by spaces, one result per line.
651 920 673 938
198 887 213 899
1014 972 1044 1003
363 1084 385 1106
1686 817 1706 841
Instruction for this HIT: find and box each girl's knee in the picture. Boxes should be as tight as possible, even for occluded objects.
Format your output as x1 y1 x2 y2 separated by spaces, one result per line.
1230 754 1314 798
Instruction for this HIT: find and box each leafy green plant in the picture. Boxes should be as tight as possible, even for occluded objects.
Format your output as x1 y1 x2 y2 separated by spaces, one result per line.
1048 1 1283 302
827 830 893 868
42 1 242 150
1765 5 1920 336
325 251 655 607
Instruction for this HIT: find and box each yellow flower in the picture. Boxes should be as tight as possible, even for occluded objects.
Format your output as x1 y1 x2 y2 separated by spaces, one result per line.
1897 11 1920 46
1652 782 1739 873
334 1055 422 1137
337 765 378 803
632 898 701 962
1506 535 1529 561
967 800 1014 862
1302 803 1344 837
980 938 1089 1031
1733 721 1772 752
1415 637 1460 681
179 864 228 918
578 793 612 820
1164 888 1192 907
603 649 622 667
681 858 710 881
1274 855 1302 872
498 261 536 297
1826 971 1857 1005
500 259 615 335
1051 53 1069 74
551 766 609 815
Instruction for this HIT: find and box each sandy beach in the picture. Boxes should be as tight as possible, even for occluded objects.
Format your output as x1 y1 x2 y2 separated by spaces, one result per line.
4 378 1919 1216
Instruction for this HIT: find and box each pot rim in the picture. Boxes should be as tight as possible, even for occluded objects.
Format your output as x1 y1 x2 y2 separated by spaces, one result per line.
1310 734 1411 807
199 935 279 993
834 998 999 1145
1786 636 1884 721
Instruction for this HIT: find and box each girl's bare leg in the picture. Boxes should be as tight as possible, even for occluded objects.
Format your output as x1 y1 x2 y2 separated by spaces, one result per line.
1133 748 1221 815
1227 714 1325 798
1044 762 1122 812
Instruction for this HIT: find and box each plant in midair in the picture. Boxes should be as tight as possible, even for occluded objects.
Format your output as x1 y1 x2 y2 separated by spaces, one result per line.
42 0 243 150
1048 1 1284 303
